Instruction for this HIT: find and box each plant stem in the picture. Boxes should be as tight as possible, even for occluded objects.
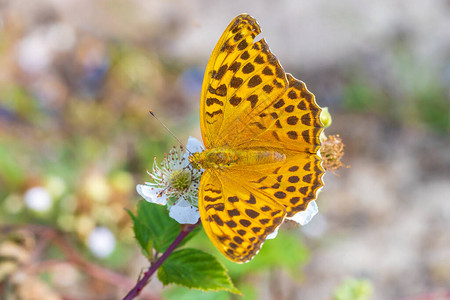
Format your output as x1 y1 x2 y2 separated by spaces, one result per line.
122 221 200 300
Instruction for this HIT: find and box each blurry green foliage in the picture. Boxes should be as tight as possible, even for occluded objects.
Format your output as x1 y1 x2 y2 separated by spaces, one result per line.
0 142 26 191
342 50 449 133
333 278 374 300
343 79 386 113
415 84 449 133
0 85 39 119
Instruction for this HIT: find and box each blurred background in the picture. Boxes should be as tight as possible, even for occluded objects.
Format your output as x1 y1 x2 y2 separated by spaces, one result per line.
0 0 449 299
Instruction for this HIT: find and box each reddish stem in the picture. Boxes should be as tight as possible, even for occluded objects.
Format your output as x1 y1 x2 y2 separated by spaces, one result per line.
122 221 200 300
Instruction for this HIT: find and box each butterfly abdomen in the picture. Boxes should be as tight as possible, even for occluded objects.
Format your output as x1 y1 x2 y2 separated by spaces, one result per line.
190 148 286 170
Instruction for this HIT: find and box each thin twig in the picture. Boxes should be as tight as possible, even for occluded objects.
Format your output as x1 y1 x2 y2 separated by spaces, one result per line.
122 221 200 300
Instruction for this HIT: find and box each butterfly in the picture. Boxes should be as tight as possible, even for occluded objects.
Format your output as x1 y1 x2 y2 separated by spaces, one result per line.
189 14 324 263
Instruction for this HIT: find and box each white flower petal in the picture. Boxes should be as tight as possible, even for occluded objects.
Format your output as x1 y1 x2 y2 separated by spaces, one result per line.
169 198 200 224
266 224 281 240
287 200 318 226
266 201 318 240
184 136 204 160
136 184 167 205
173 197 191 207
187 136 204 152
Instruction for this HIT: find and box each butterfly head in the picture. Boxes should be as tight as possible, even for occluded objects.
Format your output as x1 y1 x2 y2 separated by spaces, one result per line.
188 152 203 170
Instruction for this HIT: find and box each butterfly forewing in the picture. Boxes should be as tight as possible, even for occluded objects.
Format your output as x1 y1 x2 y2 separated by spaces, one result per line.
200 15 288 149
220 74 323 154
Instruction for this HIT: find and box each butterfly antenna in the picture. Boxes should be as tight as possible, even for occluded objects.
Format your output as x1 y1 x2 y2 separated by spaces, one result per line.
149 110 193 155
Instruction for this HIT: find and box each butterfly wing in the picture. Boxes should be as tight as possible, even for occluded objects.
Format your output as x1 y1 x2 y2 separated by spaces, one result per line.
198 14 324 263
200 14 322 154
199 170 285 262
218 74 322 154
199 152 323 263
200 14 286 149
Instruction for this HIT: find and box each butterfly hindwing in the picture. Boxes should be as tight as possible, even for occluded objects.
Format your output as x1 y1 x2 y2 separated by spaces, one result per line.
235 152 324 218
199 169 286 263
198 152 323 263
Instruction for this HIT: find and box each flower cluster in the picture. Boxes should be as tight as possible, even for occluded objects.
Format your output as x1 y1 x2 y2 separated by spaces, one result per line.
136 137 203 224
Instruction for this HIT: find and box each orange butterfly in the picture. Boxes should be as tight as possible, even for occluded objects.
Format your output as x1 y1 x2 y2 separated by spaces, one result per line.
189 14 324 263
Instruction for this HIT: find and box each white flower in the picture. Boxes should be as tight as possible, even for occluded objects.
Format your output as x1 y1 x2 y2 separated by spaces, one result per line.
24 186 52 212
137 137 204 224
266 200 319 240
87 227 116 258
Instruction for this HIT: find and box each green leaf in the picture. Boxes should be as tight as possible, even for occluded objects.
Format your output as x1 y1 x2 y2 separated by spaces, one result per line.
128 201 180 255
163 283 257 300
137 201 181 253
158 248 240 294
163 287 231 300
127 209 152 258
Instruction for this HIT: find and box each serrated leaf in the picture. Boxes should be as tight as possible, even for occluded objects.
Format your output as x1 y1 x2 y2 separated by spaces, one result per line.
129 201 180 254
158 248 240 294
126 209 153 258
138 201 180 253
